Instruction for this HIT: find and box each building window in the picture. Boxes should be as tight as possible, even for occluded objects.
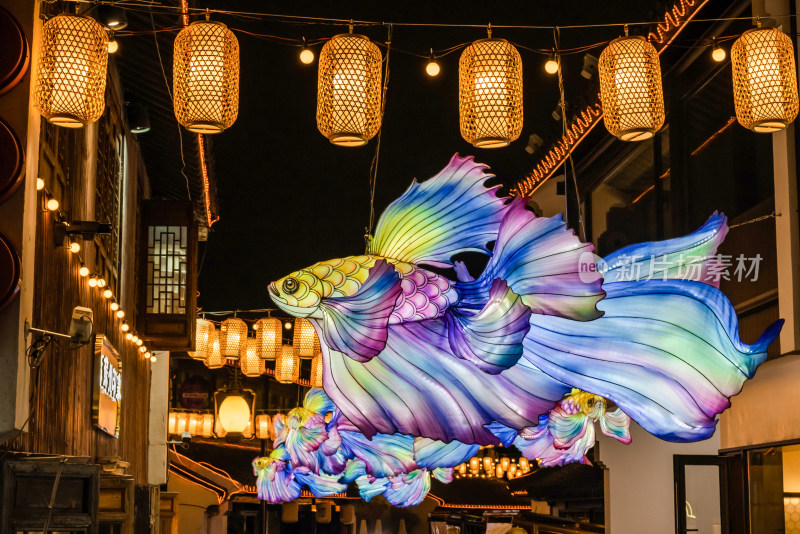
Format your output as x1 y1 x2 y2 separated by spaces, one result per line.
145 225 188 314
95 106 124 292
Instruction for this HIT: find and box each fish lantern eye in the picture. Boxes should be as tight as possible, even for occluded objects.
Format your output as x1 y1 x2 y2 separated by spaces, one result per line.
282 277 300 295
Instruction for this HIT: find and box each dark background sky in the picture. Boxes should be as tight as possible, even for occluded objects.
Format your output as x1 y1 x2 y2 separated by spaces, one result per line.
194 1 660 312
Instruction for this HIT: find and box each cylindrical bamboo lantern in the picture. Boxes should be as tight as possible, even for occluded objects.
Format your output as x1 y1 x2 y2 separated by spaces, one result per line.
519 457 529 471
483 457 493 472
189 318 215 360
219 318 247 359
599 35 664 141
188 413 202 435
173 21 239 133
459 38 523 148
495 464 504 478
311 353 324 388
469 457 480 472
205 330 225 369
255 414 273 440
316 33 383 147
293 318 320 358
731 27 799 132
34 15 109 128
240 338 265 377
175 413 189 434
255 318 282 360
168 412 177 435
500 456 510 471
275 345 299 384
201 413 214 438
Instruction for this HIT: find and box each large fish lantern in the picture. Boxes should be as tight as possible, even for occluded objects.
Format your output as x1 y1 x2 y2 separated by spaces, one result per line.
269 154 781 447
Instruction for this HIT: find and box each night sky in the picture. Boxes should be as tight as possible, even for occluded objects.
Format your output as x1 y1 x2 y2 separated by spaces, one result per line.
195 1 658 312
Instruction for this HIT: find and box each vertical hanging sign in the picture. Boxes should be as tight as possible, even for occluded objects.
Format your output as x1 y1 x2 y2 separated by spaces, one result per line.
93 334 122 437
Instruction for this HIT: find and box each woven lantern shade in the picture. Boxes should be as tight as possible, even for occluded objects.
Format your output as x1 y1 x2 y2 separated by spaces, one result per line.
173 20 239 134
255 414 273 440
598 35 665 141
34 15 108 128
316 33 383 147
205 330 225 369
275 345 300 384
219 318 247 359
255 318 282 360
732 27 799 133
189 318 215 360
293 318 321 358
458 37 523 148
200 413 214 438
240 338 266 377
168 412 177 435
311 353 324 388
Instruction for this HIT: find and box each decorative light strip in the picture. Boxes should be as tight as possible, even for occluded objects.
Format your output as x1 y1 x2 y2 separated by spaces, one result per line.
511 0 710 198
196 134 219 227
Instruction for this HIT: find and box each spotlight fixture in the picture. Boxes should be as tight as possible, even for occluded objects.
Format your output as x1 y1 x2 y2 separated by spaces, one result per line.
581 53 598 79
96 5 128 30
126 102 151 134
426 49 440 77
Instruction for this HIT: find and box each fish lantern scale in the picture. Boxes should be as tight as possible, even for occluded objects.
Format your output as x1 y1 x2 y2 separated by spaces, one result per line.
311 353 324 388
173 20 239 133
240 338 265 377
189 318 215 360
275 345 299 384
293 318 320 358
219 318 247 359
255 318 282 360
731 27 799 132
204 329 224 369
459 34 523 148
34 15 109 127
598 34 664 141
316 33 383 147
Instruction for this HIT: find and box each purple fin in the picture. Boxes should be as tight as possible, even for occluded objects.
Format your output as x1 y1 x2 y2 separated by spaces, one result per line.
319 260 402 362
453 261 474 282
445 279 531 374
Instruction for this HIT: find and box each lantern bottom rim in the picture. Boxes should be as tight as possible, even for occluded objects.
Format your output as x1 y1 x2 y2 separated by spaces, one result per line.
473 136 511 149
47 114 86 128
185 120 226 134
618 128 656 142
752 119 787 133
328 132 369 147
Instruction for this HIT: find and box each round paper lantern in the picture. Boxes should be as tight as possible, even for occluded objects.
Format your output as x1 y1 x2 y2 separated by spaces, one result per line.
218 394 251 434
189 318 214 360
293 318 320 358
255 317 282 360
34 15 108 127
205 330 224 369
275 345 299 384
731 27 799 133
459 37 523 148
219 318 247 359
599 35 664 141
240 338 265 377
316 33 383 146
173 20 239 133
311 353 324 388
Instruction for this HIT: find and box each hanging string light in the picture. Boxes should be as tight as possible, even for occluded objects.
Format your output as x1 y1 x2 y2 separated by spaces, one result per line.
189 318 215 360
544 51 559 74
425 49 440 77
731 24 799 133
711 38 726 62
311 352 324 388
459 25 524 148
173 17 240 133
240 338 266 377
598 27 665 141
316 29 383 146
219 318 247 359
299 38 315 64
34 14 109 128
275 345 300 384
293 318 320 358
255 317 282 360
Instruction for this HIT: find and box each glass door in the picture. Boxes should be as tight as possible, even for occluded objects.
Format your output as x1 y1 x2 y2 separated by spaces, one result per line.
674 455 729 534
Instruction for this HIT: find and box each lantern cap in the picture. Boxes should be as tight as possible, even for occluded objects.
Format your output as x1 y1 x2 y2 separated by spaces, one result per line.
329 32 372 43
609 34 648 46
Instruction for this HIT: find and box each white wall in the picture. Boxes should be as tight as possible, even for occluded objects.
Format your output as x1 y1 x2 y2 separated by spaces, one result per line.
597 422 720 534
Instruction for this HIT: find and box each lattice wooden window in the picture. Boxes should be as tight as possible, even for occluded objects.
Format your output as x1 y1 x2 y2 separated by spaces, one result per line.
95 106 123 288
38 117 82 209
146 225 188 314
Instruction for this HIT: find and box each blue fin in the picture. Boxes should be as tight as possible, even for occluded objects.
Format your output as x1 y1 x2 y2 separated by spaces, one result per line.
445 279 531 374
368 154 507 267
293 467 348 497
413 438 479 469
485 422 519 447
319 260 402 362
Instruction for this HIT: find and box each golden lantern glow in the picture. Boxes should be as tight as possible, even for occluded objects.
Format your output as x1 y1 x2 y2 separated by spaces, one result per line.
34 15 109 128
255 414 274 440
519 457 529 471
46 197 60 211
544 55 559 75
469 457 480 472
311 353 324 389
316 33 383 147
79 263 89 277
218 394 251 434
598 34 665 141
496 464 504 478
116 309 124 319
214 416 227 438
121 322 129 332
241 338 266 377
275 345 300 384
500 456 510 471
36 178 45 191
69 241 81 254
483 457 493 472
293 318 320 358
731 27 799 133
458 463 467 475
205 330 225 369
110 301 119 311
190 318 215 361
187 413 202 435
175 412 189 434
300 48 315 65
255 318 282 360
102 288 112 299
201 413 214 438
168 412 177 434
173 20 239 134
459 35 523 148
219 318 247 359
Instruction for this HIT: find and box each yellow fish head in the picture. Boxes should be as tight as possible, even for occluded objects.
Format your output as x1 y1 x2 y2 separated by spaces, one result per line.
269 267 325 319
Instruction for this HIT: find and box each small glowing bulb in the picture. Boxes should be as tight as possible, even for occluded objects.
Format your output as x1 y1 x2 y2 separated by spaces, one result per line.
107 39 118 54
299 48 315 64
131 335 138 343
150 355 157 363
426 60 440 77
103 289 113 299
122 323 130 333
97 278 107 288
36 178 45 191
79 264 89 277
145 352 151 359
139 345 146 352
88 276 98 287
110 301 119 311
711 45 726 63
252 322 258 331
545 56 559 75
69 241 81 253
137 338 143 346
125 332 133 340
284 321 292 330
116 309 125 318
46 197 59 211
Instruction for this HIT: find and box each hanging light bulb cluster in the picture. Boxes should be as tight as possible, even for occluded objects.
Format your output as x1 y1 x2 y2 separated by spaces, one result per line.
453 448 533 481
